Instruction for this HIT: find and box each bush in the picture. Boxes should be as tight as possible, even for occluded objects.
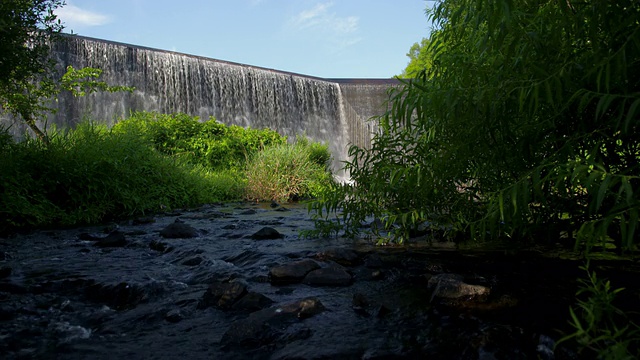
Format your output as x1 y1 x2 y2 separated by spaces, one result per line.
0 122 240 234
112 112 286 170
244 137 334 202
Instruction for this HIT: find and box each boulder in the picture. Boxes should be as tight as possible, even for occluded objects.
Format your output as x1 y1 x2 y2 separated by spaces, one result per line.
269 259 320 284
232 292 274 311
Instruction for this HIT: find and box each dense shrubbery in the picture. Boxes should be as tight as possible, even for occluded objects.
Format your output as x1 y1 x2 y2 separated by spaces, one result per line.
112 112 285 170
0 112 333 234
311 0 640 254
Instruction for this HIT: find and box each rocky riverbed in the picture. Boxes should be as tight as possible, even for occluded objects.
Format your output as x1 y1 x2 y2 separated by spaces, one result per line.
1 202 636 359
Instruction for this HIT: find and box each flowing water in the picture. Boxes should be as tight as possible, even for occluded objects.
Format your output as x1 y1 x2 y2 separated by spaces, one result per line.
1 202 622 359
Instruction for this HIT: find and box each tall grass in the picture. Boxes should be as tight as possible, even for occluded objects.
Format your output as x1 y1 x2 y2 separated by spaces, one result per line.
244 137 334 202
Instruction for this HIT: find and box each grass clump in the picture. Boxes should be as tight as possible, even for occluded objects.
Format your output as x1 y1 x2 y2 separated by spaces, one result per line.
244 136 334 202
0 121 241 234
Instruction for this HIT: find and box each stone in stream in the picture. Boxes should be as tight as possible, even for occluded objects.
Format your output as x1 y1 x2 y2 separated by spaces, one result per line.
250 226 284 240
269 259 320 284
302 267 352 287
93 231 128 248
221 297 326 348
232 292 275 311
159 219 199 239
427 273 490 301
197 281 248 310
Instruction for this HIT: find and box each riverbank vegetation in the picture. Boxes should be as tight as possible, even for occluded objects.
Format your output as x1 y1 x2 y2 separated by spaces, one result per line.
309 0 640 357
0 112 334 235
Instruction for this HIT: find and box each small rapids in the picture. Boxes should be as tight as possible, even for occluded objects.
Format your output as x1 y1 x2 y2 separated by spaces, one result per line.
0 202 603 359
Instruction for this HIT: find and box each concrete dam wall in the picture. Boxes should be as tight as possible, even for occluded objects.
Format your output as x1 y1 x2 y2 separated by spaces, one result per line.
2 35 398 175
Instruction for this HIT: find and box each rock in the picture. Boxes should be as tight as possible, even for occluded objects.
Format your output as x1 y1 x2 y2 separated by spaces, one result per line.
221 297 325 348
232 292 274 311
159 220 199 239
240 209 257 215
165 309 183 323
197 281 247 310
352 293 370 316
182 256 204 266
269 259 321 284
303 267 352 286
270 200 280 208
250 226 283 240
94 231 128 248
315 248 360 266
149 240 173 253
85 282 148 310
428 273 490 301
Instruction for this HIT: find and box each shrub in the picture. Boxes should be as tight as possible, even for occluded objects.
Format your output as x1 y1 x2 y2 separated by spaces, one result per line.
112 112 285 170
244 137 334 202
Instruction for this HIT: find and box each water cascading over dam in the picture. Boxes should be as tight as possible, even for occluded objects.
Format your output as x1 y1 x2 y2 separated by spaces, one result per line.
3 35 398 178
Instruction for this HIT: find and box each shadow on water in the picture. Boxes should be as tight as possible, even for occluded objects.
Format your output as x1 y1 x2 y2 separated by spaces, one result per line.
0 202 638 359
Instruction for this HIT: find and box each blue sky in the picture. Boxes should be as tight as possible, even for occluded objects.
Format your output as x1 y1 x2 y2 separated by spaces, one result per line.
54 0 433 78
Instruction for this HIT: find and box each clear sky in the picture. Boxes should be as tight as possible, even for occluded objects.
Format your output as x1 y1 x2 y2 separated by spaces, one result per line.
54 0 433 79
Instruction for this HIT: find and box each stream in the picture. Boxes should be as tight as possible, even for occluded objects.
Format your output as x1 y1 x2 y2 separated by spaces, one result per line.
1 202 635 359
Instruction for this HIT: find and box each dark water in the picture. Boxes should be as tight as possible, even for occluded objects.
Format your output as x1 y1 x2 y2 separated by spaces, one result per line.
1 202 628 359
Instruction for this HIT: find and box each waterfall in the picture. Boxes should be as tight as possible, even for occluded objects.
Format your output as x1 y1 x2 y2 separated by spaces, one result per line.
2 34 397 177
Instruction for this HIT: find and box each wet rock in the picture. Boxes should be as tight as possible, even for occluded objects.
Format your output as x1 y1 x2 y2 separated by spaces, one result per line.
0 266 11 279
221 297 326 348
315 248 361 266
232 292 274 311
352 293 370 316
250 226 283 240
94 231 128 248
165 309 183 323
428 273 490 301
197 281 247 310
149 239 173 253
269 259 320 284
85 282 152 310
303 267 352 286
159 219 199 239
240 209 257 215
182 256 204 266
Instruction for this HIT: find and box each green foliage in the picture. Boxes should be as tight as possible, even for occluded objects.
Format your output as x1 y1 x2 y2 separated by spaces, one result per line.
61 65 134 97
0 122 237 234
244 137 334 202
112 112 285 171
310 0 640 250
558 263 639 359
0 0 64 139
400 38 434 78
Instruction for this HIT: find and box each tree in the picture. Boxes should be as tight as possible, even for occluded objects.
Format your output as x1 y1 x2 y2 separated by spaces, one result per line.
0 1 131 142
400 38 432 78
311 0 640 253
0 0 65 140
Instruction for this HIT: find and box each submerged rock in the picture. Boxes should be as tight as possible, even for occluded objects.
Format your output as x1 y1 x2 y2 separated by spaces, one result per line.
198 281 247 310
315 248 361 266
303 267 352 286
93 231 128 248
